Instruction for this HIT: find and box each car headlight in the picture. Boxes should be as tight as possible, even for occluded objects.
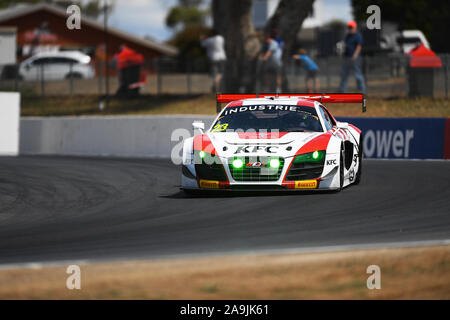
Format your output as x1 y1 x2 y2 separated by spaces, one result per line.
194 150 220 165
293 150 326 163
269 158 280 168
232 158 244 169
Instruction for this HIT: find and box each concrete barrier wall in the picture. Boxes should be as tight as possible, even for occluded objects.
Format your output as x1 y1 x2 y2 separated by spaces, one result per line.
0 92 20 156
20 115 215 158
19 115 450 160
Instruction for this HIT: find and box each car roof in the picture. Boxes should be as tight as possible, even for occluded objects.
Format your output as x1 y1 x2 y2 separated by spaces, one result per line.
27 51 90 61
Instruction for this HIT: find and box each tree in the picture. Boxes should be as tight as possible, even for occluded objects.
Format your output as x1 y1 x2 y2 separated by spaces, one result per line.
166 0 208 32
213 0 261 92
351 0 450 53
166 0 210 60
265 0 315 91
166 6 207 32
0 0 104 18
212 0 315 93
165 0 210 75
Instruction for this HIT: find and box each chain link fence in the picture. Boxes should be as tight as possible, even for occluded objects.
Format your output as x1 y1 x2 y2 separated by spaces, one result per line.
0 54 448 98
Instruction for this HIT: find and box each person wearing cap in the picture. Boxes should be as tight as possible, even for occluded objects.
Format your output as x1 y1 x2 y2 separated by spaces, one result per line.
339 20 366 94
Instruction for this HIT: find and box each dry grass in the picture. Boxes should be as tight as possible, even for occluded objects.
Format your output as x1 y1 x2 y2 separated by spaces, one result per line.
21 94 450 117
0 246 449 299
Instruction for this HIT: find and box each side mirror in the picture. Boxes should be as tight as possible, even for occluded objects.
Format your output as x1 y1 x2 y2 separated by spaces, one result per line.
336 122 348 130
192 121 205 134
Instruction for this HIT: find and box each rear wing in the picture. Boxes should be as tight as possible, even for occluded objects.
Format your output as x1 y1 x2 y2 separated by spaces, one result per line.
216 93 366 113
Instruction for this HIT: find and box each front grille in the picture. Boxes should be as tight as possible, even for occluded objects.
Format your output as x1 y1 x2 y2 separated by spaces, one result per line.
228 157 284 182
195 162 227 181
285 160 324 181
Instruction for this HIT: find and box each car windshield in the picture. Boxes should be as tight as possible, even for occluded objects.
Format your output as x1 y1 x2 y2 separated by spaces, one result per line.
211 104 323 132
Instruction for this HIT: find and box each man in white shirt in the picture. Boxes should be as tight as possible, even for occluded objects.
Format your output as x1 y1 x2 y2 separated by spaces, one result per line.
200 30 226 92
261 32 282 92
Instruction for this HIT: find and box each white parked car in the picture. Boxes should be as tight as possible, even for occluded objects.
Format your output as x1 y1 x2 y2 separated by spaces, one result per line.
380 30 431 54
19 51 95 81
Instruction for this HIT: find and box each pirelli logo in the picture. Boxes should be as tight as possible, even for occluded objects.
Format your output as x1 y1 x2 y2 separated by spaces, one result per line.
294 180 318 189
199 179 220 189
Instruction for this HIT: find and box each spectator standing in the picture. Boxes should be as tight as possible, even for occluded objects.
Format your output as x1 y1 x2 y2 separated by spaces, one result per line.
339 20 366 94
272 28 284 54
293 48 319 93
261 32 282 93
112 45 144 96
200 30 226 92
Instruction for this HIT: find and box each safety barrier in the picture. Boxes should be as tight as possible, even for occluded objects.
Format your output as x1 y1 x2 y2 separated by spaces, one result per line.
0 92 20 156
337 117 450 159
17 115 450 160
20 115 214 159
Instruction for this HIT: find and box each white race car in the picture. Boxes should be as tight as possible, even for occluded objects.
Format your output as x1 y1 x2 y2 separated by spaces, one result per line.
181 93 365 193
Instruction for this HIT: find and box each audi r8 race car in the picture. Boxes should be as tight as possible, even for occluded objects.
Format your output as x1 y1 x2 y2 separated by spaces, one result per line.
181 93 365 193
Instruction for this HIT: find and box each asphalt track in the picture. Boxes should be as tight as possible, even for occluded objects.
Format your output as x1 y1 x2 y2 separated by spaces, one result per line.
0 156 449 265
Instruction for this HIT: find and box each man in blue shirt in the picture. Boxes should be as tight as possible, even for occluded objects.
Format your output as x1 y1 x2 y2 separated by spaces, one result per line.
339 20 366 94
293 48 319 93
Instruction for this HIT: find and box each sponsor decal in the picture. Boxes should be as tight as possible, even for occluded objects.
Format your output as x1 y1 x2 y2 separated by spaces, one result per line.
199 179 219 189
211 123 229 132
222 105 316 117
326 159 337 165
334 117 449 159
235 145 279 154
349 169 355 182
294 180 318 189
246 162 266 167
363 129 414 158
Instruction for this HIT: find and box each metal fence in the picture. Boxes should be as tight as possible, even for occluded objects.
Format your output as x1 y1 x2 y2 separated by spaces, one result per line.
0 54 448 98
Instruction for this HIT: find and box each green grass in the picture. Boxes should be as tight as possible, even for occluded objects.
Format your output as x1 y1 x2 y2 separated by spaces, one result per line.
20 94 450 117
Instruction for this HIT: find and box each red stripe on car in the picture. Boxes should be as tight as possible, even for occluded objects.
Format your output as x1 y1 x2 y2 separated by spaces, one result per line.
193 134 217 155
237 132 290 139
225 100 244 108
297 100 316 108
295 133 332 155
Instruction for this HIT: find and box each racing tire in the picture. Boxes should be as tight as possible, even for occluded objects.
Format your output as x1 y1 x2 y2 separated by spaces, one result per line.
354 135 363 185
